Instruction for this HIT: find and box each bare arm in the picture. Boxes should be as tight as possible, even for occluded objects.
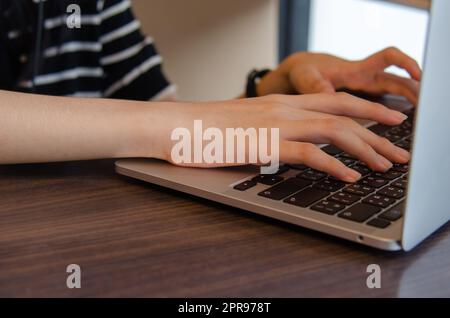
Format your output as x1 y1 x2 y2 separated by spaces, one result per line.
0 89 169 164
0 89 410 182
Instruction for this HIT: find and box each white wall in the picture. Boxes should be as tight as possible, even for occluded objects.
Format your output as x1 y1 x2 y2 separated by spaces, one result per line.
132 0 279 101
309 0 429 77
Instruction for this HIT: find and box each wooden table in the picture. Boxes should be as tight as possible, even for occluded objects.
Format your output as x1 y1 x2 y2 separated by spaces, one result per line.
1 160 449 297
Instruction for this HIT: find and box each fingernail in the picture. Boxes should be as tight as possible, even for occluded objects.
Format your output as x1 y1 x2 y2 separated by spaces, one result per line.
378 155 393 171
397 148 411 162
392 111 408 122
343 169 361 183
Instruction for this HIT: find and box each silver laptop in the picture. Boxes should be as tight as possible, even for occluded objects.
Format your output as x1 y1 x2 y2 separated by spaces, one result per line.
116 0 450 251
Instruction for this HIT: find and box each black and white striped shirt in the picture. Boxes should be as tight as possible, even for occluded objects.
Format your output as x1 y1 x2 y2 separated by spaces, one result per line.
0 0 175 101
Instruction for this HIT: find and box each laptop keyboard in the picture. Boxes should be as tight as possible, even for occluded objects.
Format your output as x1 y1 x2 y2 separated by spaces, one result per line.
233 110 415 230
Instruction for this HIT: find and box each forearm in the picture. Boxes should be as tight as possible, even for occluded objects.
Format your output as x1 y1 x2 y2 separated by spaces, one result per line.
0 90 170 164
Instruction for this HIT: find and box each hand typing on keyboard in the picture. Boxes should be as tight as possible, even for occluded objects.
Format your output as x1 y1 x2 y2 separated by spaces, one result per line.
235 117 414 229
172 93 411 182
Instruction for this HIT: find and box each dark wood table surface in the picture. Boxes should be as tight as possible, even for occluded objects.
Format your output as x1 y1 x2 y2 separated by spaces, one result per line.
1 159 449 297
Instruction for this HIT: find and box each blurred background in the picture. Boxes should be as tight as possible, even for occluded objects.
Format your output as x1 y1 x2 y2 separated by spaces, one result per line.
132 0 430 101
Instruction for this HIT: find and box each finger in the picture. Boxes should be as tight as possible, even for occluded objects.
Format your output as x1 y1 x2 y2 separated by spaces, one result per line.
346 119 411 164
363 47 422 81
290 66 336 94
282 118 394 171
280 141 361 182
375 72 420 105
282 92 408 126
318 119 395 172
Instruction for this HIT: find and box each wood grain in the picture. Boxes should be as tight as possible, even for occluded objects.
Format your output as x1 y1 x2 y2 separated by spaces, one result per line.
0 160 449 297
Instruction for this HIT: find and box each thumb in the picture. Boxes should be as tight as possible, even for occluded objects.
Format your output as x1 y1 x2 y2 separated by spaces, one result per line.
290 66 336 94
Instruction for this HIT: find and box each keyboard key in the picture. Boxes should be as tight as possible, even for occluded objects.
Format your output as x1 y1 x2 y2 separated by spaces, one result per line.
322 145 343 156
288 164 309 171
390 126 412 138
400 120 413 130
258 178 312 201
329 192 361 205
314 179 346 192
384 133 403 143
297 169 327 181
372 170 403 180
401 127 413 135
355 160 368 167
337 157 356 167
351 164 372 177
396 140 411 150
391 163 409 173
339 204 381 223
257 165 289 176
369 124 391 136
378 186 405 199
233 180 257 191
379 202 404 221
252 174 284 186
367 218 391 229
359 176 389 188
284 188 330 208
273 165 290 175
311 200 345 215
404 110 414 119
340 152 358 160
344 184 374 196
391 178 408 190
363 194 395 208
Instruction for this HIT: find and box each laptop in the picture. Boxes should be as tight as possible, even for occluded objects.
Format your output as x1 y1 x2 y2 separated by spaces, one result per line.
116 0 450 251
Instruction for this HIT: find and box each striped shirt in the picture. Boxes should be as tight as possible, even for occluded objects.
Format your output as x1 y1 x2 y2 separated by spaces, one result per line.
0 0 175 101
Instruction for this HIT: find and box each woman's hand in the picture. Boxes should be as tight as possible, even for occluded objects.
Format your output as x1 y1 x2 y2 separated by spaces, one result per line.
0 90 410 183
151 92 410 183
256 47 422 105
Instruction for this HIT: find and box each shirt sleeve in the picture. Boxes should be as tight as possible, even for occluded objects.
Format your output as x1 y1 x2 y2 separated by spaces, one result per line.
99 0 174 101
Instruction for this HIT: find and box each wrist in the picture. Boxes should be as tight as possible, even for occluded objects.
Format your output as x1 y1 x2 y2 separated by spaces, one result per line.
117 101 175 161
256 68 294 96
246 69 271 97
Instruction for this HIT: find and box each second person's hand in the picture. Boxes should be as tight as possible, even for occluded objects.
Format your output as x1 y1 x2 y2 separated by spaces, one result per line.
255 47 422 105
